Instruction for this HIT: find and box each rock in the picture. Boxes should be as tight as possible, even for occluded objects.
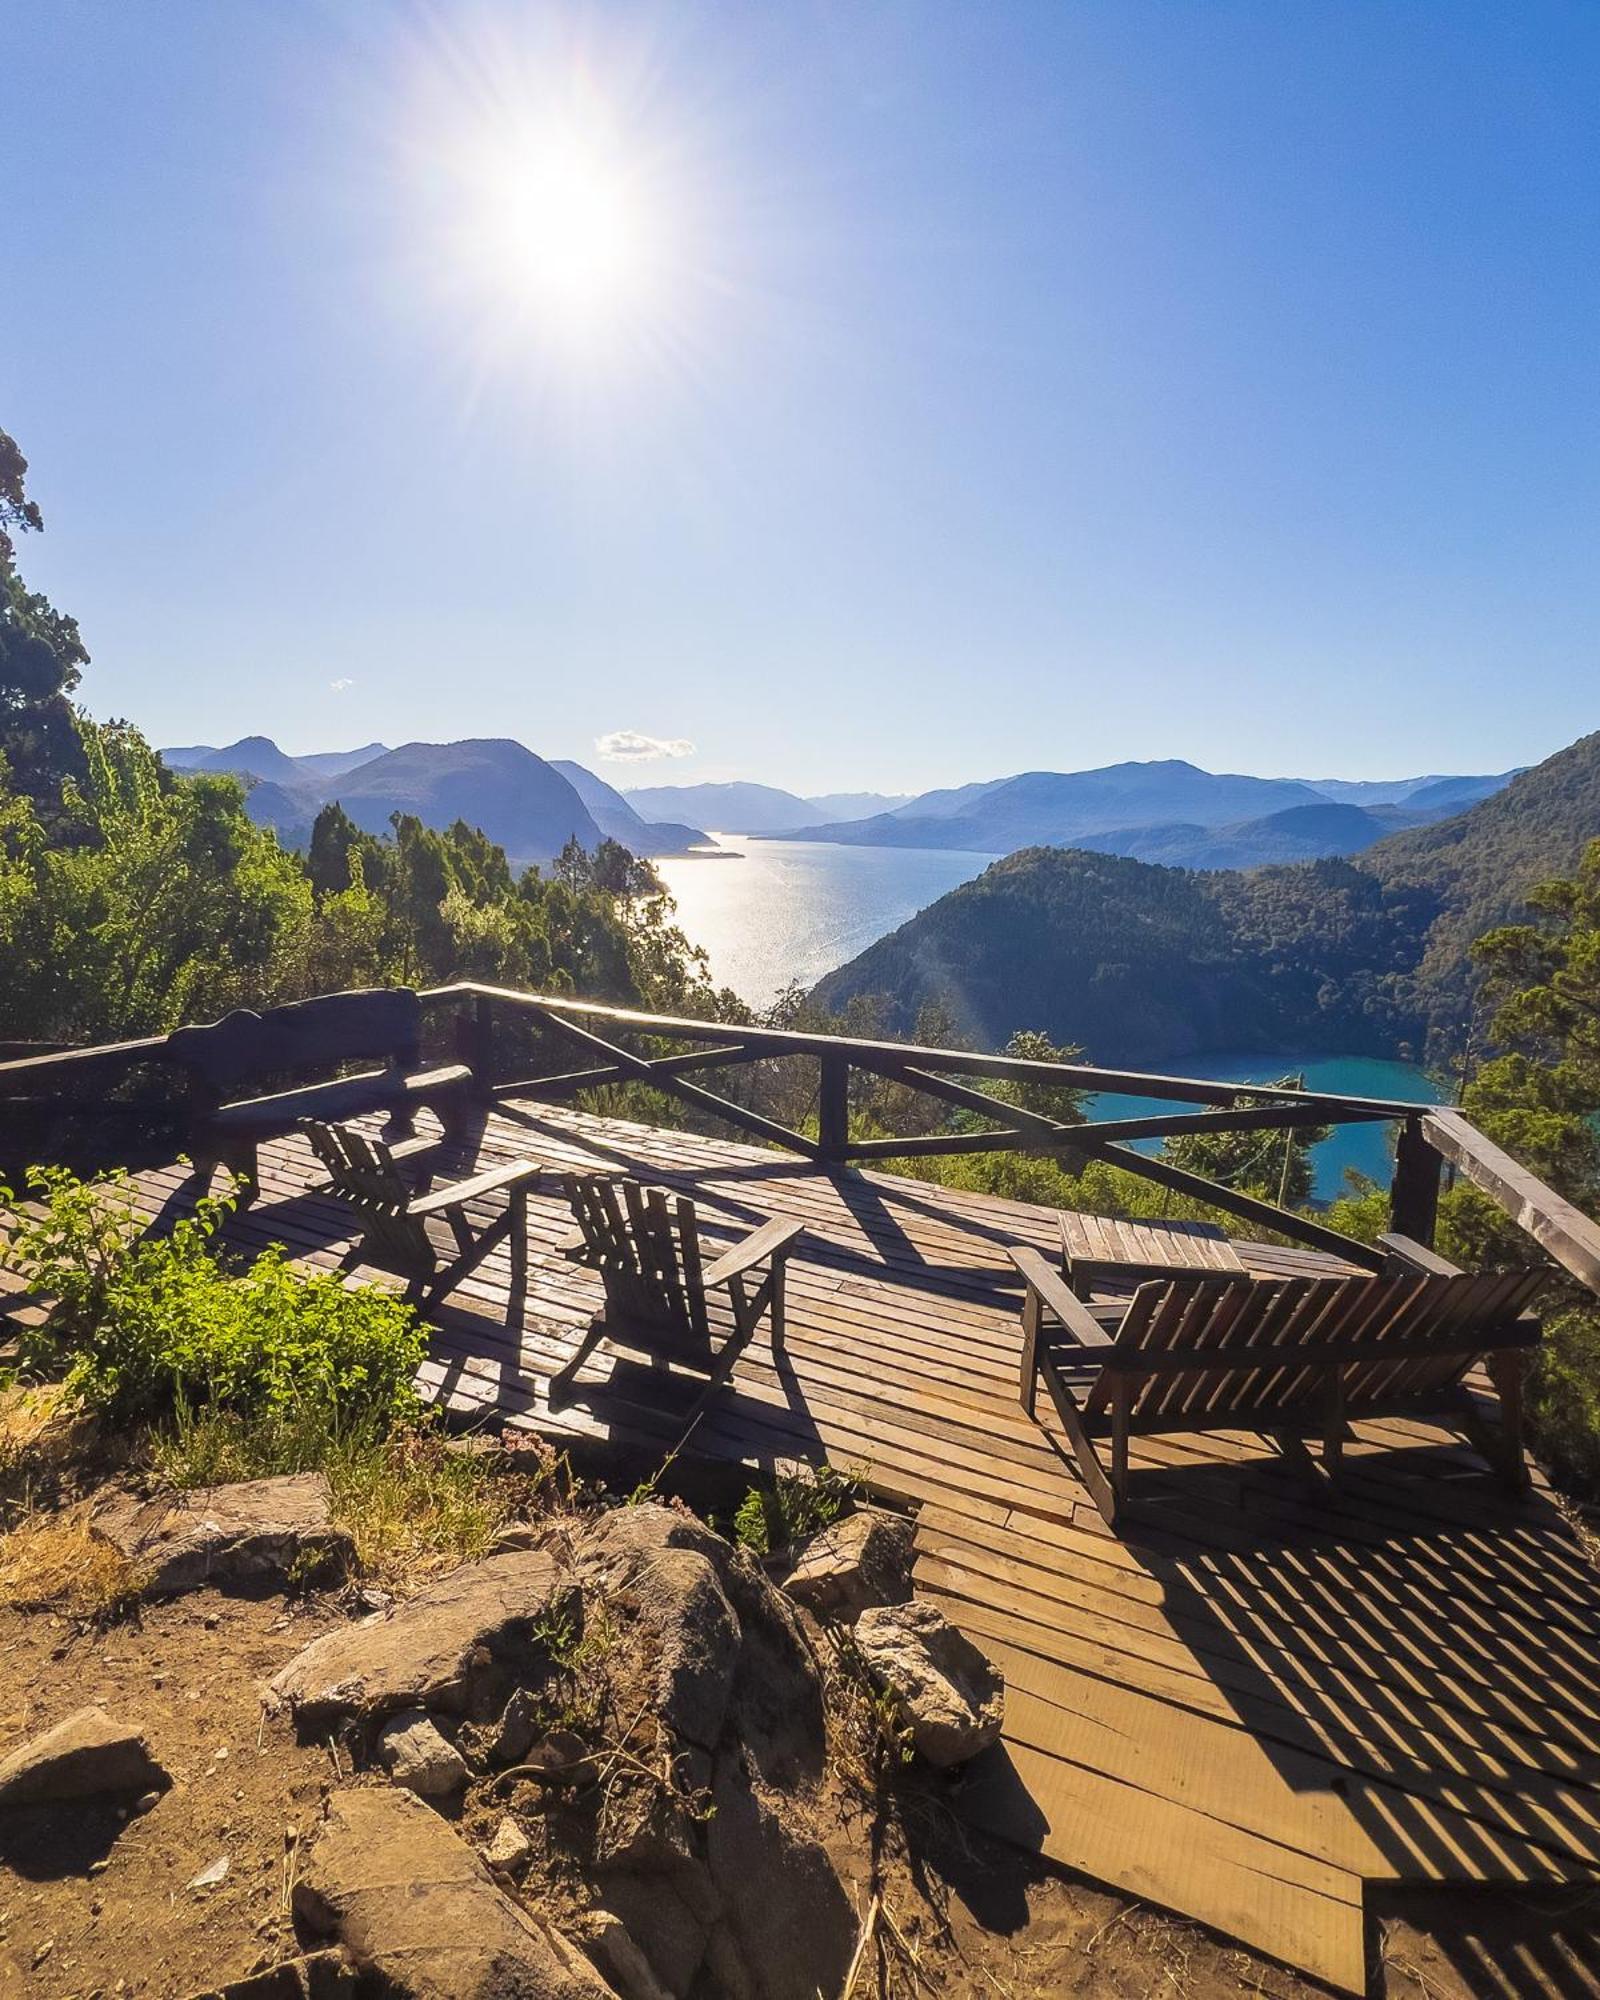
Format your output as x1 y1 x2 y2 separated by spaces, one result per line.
853 1601 1004 1767
296 1787 617 1997
782 1510 914 1622
184 1948 358 1998
189 1853 231 1890
487 1523 543 1555
377 1710 469 1800
579 1511 741 1748
482 1816 533 1872
703 1750 855 2000
269 1550 574 1732
0 1706 168 1806
585 1913 674 2000
490 1687 540 1766
93 1475 352 1596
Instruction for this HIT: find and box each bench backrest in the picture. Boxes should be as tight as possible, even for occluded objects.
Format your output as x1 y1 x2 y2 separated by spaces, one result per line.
564 1173 709 1343
1088 1267 1545 1425
167 988 423 1099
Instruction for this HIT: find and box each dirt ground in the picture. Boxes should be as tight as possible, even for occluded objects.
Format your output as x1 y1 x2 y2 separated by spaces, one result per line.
1 1580 1597 2000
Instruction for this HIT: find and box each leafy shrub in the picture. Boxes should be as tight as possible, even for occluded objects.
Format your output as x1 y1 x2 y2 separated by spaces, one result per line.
1527 1308 1600 1501
1 1165 422 1436
732 1462 860 1558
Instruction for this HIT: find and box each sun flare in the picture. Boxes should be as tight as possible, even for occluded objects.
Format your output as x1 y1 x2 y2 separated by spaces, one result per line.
465 120 647 330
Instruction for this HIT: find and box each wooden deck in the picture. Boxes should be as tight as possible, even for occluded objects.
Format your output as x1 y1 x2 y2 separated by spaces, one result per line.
97 1104 1600 1992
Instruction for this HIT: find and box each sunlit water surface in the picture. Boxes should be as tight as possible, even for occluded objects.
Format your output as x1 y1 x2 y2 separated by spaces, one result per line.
654 837 1442 1201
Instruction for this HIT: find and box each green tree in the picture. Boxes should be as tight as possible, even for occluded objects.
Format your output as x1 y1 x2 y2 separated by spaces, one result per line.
1160 1078 1331 1208
0 717 310 1041
0 426 87 809
1438 841 1600 1493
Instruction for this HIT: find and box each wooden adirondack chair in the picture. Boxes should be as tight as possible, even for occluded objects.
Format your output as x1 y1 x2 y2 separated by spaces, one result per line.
1012 1231 1545 1526
303 1119 540 1300
553 1174 803 1413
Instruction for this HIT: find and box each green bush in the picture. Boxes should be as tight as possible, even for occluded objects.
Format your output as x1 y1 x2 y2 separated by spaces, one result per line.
732 1462 859 1557
1527 1307 1600 1501
1 1165 423 1436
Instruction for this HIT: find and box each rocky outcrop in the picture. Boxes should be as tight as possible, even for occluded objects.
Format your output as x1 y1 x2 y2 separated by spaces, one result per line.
572 1506 854 2000
781 1510 914 1622
269 1549 574 1731
854 1600 1004 1767
0 1706 168 1807
295 1787 616 1999
377 1710 469 1800
94 1474 352 1596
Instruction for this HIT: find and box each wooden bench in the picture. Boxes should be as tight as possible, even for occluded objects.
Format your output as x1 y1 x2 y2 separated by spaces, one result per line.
1013 1231 1546 1526
167 987 474 1201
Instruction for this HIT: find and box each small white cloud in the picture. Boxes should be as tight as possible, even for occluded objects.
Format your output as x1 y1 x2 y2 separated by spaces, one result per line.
595 729 696 763
329 677 353 693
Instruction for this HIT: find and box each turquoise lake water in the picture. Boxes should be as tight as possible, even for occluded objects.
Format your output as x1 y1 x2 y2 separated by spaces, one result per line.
655 836 1442 1200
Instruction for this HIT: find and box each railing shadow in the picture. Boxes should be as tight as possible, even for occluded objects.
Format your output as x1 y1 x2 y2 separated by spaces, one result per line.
1113 1442 1600 1985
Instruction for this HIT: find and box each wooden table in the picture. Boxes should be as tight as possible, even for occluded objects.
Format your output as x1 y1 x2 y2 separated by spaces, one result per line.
1058 1209 1244 1298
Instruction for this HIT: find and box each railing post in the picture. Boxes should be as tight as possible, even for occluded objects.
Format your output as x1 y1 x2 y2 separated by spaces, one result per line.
1390 1115 1443 1247
457 993 495 1100
817 1051 849 1164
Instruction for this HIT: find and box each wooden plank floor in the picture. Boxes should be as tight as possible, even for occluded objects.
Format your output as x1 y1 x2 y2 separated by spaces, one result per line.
82 1103 1600 1992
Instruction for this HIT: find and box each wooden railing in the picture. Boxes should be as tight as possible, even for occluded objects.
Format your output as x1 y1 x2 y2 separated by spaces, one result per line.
420 983 1600 1293
2 982 1598 1300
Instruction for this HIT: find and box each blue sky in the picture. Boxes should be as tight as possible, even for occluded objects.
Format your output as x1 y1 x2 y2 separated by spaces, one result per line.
3 2 1595 793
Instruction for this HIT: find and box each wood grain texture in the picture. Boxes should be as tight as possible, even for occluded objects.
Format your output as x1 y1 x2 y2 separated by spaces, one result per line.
18 1097 1600 1996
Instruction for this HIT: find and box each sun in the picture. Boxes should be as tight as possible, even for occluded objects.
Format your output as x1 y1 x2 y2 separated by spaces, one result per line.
394 26 703 385
466 120 647 331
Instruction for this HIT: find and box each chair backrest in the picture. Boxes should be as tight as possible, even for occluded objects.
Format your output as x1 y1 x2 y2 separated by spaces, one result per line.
303 1118 432 1271
563 1174 707 1342
1089 1266 1546 1426
169 988 423 1100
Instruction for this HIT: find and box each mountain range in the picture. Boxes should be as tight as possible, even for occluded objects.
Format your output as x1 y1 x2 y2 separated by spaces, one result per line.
166 735 1521 880
163 738 710 862
811 731 1600 1068
617 781 916 835
624 762 1515 867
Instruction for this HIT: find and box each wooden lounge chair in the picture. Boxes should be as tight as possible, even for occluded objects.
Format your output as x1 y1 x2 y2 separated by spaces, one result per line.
303 1119 539 1301
553 1174 803 1416
1012 1231 1545 1526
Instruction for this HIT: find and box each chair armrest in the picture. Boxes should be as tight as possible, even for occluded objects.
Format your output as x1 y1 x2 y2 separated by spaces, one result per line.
1377 1232 1463 1277
702 1216 804 1290
1009 1246 1118 1348
408 1157 540 1218
555 1225 590 1262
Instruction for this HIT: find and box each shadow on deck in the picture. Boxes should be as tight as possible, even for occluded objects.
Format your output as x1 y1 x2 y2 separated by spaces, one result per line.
87 1102 1600 1995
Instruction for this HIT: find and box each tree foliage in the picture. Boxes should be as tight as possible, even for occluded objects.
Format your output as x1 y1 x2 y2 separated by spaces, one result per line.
0 426 87 810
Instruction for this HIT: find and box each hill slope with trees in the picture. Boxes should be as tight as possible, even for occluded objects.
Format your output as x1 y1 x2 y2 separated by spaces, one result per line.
813 731 1600 1066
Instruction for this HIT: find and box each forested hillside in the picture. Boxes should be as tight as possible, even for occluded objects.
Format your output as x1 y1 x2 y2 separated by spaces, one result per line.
813 731 1600 1066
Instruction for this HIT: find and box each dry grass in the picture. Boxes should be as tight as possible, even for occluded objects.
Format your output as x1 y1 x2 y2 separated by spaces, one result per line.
326 1428 575 1592
0 1499 147 1617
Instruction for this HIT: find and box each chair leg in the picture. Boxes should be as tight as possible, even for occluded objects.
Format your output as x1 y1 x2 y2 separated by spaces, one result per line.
1321 1373 1346 1487
1039 1357 1120 1527
510 1187 528 1297
1485 1349 1532 1492
768 1253 787 1354
1018 1286 1042 1419
220 1140 259 1208
1109 1380 1132 1517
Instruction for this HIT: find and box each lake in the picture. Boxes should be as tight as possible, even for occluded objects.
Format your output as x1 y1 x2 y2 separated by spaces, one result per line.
655 836 1442 1201
655 834 998 1005
1087 1053 1445 1203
